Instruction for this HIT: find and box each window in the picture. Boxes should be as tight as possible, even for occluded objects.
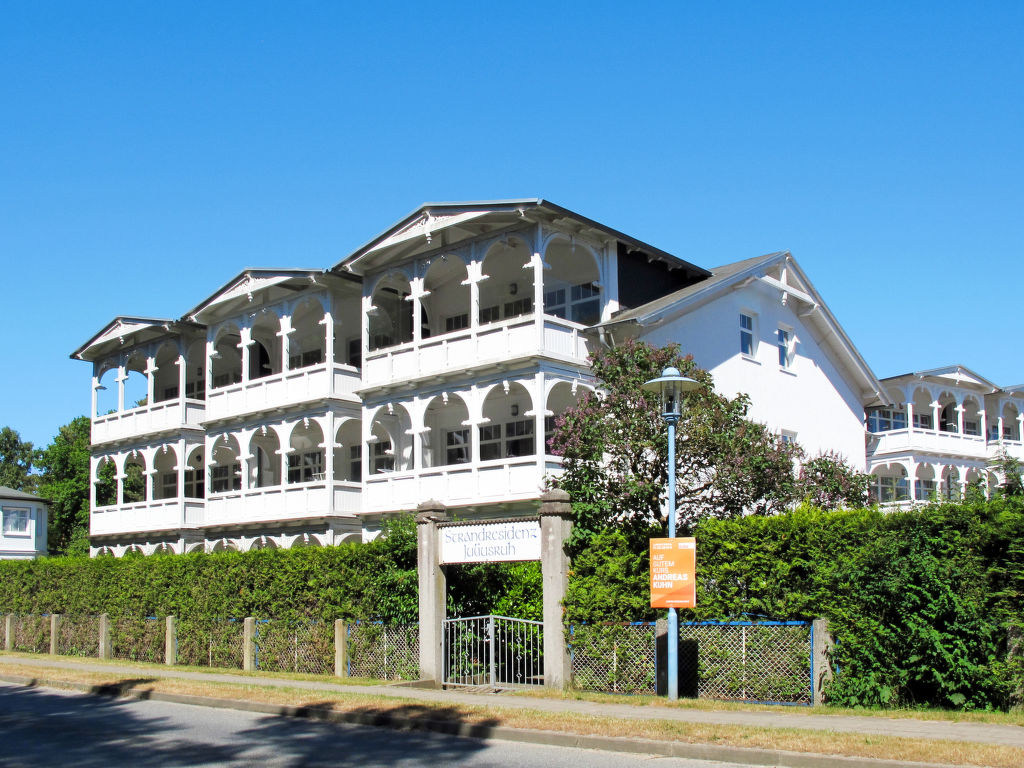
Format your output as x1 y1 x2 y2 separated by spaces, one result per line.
479 424 502 461
780 430 797 445
504 419 534 457
503 297 533 318
210 463 240 494
161 473 177 499
289 349 323 369
867 408 908 433
162 386 180 400
913 412 933 430
2 507 29 535
872 475 909 503
349 445 362 482
915 479 937 500
964 419 980 437
544 415 557 453
445 313 469 333
445 428 470 464
371 440 395 473
545 283 600 325
777 327 792 368
184 468 204 499
479 305 501 325
740 314 755 356
288 451 324 483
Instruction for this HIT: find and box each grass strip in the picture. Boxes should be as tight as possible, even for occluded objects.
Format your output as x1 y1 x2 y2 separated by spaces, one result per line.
1 661 1021 768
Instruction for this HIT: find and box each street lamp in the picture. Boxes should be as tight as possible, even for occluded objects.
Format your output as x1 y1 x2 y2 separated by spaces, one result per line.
642 366 701 701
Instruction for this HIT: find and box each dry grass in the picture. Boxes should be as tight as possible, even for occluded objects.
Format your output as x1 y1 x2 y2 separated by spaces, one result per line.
1 658 1022 768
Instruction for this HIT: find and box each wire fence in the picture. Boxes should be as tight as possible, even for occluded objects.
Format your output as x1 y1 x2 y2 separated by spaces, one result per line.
10 614 49 654
569 622 657 694
56 615 100 657
568 620 812 704
254 619 333 675
111 616 165 663
347 622 419 680
176 617 245 669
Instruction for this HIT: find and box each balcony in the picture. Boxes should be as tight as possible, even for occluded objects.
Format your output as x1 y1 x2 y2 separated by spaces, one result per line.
204 480 361 527
868 427 996 461
91 498 205 537
205 363 361 423
363 316 590 388
92 398 205 445
362 457 563 513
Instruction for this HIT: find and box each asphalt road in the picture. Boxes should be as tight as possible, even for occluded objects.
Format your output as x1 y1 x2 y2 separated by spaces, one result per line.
0 682 762 767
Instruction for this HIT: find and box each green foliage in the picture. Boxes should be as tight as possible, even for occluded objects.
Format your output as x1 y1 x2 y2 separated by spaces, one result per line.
991 449 1023 497
35 416 92 556
797 451 870 509
564 498 1024 710
0 426 36 492
550 340 802 551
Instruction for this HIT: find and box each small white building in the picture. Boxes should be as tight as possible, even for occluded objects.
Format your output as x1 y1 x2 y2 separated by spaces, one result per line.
865 366 1024 503
72 199 976 556
0 486 49 559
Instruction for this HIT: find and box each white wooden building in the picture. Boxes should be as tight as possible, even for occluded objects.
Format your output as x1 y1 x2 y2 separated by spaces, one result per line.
0 486 49 560
70 199 1007 555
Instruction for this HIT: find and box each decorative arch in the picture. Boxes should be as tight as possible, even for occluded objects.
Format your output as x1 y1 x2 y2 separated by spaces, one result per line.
422 256 470 338
961 395 983 437
544 381 590 454
422 393 471 468
288 419 325 483
542 237 601 325
368 403 414 473
211 323 243 389
209 435 241 494
184 339 206 400
870 463 909 503
124 351 149 410
250 427 282 488
95 366 120 417
937 391 959 433
249 312 282 380
94 456 117 507
369 272 414 350
153 341 181 403
153 445 178 500
289 297 327 369
123 452 148 504
479 238 534 325
334 418 363 482
480 382 535 460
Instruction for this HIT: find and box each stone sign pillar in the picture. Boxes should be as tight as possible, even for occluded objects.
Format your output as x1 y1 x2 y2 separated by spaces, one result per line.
539 489 573 690
416 500 449 687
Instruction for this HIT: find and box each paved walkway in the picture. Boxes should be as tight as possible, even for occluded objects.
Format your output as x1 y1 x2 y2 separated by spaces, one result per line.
2 654 1022 750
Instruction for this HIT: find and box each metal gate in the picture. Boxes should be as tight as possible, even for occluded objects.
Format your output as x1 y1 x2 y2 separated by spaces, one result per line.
443 614 543 689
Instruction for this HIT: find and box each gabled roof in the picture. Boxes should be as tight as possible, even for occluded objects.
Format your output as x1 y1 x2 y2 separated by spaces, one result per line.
596 250 889 407
184 268 351 325
71 317 199 362
881 365 1000 393
0 486 49 504
333 199 709 279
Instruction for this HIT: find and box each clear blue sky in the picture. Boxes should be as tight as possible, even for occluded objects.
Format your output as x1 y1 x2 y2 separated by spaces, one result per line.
2 2 1022 450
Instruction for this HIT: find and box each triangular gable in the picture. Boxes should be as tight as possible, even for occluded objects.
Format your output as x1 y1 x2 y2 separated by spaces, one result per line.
365 210 493 257
71 317 176 361
185 268 322 322
910 365 999 392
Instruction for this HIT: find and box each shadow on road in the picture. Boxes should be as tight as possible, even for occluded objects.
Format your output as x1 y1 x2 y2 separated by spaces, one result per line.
0 681 246 766
235 701 501 766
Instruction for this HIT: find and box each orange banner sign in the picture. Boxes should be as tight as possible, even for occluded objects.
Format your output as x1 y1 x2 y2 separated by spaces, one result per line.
650 537 696 609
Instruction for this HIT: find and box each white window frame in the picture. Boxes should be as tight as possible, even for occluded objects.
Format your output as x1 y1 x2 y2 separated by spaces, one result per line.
777 325 794 369
445 428 470 464
1 506 30 536
740 312 757 358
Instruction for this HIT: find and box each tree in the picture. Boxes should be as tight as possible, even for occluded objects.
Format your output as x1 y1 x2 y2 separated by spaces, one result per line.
36 416 92 556
797 451 870 509
992 449 1024 497
0 426 36 492
549 340 801 547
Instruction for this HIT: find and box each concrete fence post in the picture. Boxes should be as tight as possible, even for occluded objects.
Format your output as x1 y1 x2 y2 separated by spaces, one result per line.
812 618 834 706
5 614 14 651
243 617 256 672
165 616 176 666
50 614 61 655
335 620 348 677
539 489 573 690
416 500 449 688
98 613 111 660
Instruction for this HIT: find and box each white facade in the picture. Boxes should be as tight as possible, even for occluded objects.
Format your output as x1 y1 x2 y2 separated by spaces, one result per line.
0 487 48 559
72 199 970 556
865 367 1024 504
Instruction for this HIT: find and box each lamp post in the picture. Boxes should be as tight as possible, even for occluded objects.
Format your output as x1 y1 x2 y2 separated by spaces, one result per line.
642 366 700 701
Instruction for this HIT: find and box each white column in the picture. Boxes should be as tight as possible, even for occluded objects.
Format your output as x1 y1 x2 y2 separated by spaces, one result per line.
980 410 988 442
1017 413 1024 441
324 412 336 503
145 355 157 405
532 246 545 350
116 365 127 412
240 327 253 383
177 438 187 502
906 402 915 433
280 317 293 372
956 402 965 435
932 401 941 432
998 414 1005 442
89 456 99 511
91 374 100 419
323 308 335 367
361 294 372 363
907 461 918 502
468 258 483 331
205 339 216 393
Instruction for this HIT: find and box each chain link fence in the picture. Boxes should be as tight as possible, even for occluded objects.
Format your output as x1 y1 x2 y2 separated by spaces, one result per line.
569 623 657 694
10 614 49 654
111 616 165 663
679 621 811 704
569 620 812 704
254 620 333 675
57 615 100 657
175 617 245 669
347 622 419 680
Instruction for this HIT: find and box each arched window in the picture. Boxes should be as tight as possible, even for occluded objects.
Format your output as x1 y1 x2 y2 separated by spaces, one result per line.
422 394 471 468
184 446 205 499
153 342 180 403
211 325 243 389
250 428 281 488
123 454 147 504
250 314 282 380
423 256 470 336
334 419 362 482
288 420 325 483
153 446 178 500
124 353 148 410
545 382 588 454
209 437 241 494
480 383 535 460
94 457 116 507
543 239 601 325
479 239 534 326
289 298 327 369
369 275 414 350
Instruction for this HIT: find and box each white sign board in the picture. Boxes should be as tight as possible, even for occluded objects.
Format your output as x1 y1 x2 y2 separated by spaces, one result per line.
439 520 542 564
